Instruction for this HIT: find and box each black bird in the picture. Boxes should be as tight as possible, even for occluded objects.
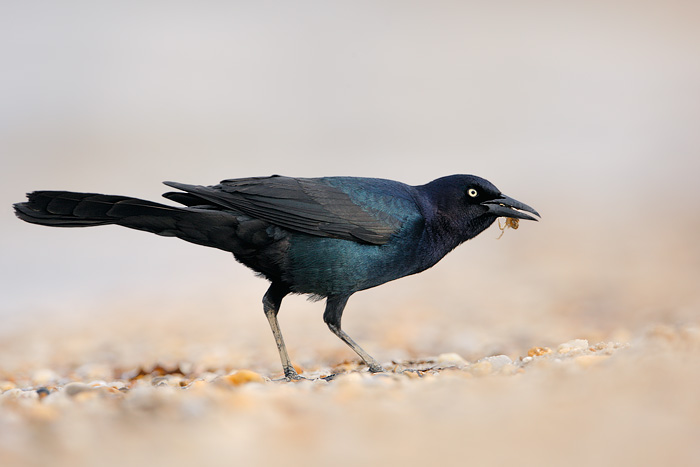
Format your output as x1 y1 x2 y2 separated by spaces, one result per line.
14 175 539 379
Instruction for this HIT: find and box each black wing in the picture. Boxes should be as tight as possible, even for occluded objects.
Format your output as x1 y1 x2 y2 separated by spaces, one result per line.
163 176 404 245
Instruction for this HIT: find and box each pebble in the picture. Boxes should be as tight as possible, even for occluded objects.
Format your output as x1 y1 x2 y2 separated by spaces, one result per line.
470 360 493 376
199 372 220 383
527 347 552 357
437 353 467 365
222 370 266 386
32 369 59 385
152 375 186 388
499 363 520 375
36 387 51 399
478 355 513 371
88 380 110 388
124 385 175 411
63 382 95 397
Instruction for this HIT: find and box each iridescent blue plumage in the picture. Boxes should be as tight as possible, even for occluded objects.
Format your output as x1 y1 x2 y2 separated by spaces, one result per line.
14 174 540 379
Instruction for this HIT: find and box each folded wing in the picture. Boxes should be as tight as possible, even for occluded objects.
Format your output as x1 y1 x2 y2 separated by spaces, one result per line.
163 175 405 245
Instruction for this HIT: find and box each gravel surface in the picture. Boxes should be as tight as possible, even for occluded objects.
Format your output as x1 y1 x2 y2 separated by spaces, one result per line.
2 305 699 467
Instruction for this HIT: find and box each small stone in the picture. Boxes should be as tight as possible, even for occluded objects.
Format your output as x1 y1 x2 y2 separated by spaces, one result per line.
471 361 493 376
223 370 265 386
32 369 59 385
527 347 552 357
199 372 220 383
88 380 109 388
36 387 51 399
124 385 174 411
498 363 519 375
437 353 467 364
179 362 194 375
107 381 129 391
63 382 94 397
152 375 185 388
479 355 513 371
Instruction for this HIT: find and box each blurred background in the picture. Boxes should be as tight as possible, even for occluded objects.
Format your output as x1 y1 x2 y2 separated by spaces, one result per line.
1 0 699 368
2 3 700 467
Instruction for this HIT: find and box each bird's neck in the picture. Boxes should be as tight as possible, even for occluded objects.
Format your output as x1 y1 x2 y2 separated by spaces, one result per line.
413 185 495 263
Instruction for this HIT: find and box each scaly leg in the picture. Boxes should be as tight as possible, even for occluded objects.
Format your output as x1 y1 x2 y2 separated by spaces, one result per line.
324 295 385 373
262 283 301 380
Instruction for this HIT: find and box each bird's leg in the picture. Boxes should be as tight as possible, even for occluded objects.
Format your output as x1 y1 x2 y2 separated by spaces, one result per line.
262 283 301 380
324 295 385 373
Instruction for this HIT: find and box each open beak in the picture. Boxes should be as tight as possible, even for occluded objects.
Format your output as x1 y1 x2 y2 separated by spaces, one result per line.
482 195 541 221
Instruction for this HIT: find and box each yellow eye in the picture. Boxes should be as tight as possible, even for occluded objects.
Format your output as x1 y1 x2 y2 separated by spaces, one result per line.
468 188 478 198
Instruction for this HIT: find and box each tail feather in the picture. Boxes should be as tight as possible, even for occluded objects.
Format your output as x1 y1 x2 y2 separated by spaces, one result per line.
14 192 125 227
14 191 185 230
14 190 255 253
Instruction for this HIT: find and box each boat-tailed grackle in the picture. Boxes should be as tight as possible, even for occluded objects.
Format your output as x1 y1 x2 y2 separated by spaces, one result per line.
14 174 540 379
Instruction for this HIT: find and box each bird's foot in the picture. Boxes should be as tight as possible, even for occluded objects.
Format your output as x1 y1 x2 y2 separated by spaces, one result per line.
283 367 308 381
367 363 386 373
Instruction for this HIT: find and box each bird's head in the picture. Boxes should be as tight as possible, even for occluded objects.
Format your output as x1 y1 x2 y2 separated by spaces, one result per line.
420 175 540 243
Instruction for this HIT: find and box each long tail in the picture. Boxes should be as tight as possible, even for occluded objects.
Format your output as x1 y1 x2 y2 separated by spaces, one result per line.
13 190 234 249
14 191 178 227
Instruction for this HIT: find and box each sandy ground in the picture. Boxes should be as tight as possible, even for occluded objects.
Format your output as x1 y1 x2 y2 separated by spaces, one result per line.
2 214 700 467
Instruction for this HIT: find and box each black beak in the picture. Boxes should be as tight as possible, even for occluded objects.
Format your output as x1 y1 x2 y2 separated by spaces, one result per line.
482 195 541 221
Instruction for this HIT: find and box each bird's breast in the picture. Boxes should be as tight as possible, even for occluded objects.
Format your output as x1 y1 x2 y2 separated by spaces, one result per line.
283 220 437 296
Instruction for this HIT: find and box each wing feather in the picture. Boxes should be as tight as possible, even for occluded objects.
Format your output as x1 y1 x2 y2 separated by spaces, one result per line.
163 176 410 245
